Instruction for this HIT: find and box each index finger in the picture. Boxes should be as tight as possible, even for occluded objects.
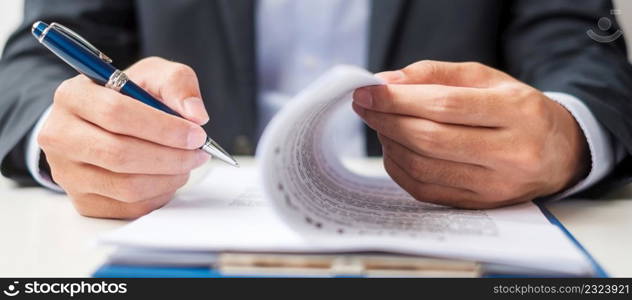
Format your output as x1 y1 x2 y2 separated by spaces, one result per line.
58 76 207 150
379 60 512 88
353 84 513 127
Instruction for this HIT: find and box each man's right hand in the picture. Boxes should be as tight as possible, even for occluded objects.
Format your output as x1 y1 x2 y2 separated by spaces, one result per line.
38 57 211 219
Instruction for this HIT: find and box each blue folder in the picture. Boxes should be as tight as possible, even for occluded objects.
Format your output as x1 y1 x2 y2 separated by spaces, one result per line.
93 203 608 278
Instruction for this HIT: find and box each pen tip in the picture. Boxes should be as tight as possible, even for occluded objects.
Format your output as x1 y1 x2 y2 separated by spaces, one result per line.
200 137 239 168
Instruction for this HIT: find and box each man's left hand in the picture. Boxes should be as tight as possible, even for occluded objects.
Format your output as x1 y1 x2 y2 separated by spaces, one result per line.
352 60 590 209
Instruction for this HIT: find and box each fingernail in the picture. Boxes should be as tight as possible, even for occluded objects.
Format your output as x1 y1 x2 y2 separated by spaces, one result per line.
183 97 210 125
375 70 404 83
353 88 373 108
187 128 207 149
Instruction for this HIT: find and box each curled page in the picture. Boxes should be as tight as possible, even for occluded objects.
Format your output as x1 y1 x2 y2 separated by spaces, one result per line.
258 66 496 238
255 66 591 274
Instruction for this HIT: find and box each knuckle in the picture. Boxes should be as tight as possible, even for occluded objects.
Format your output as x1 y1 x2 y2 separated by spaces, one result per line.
413 122 443 150
37 127 57 150
54 76 90 105
379 138 392 154
52 81 68 102
124 201 158 219
67 193 108 218
440 171 465 188
102 94 126 118
169 63 197 81
99 139 130 170
53 79 75 105
69 196 95 218
144 56 165 64
409 185 435 204
515 144 545 174
431 92 460 115
116 175 147 202
518 88 548 117
409 191 425 203
408 158 427 181
383 158 400 181
484 183 515 203
463 61 485 71
98 97 128 130
527 96 547 115
405 60 438 77
498 82 522 96
136 56 170 70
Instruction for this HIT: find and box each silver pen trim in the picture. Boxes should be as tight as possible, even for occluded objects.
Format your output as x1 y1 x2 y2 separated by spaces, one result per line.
201 138 239 167
36 22 52 43
105 70 128 92
34 21 113 63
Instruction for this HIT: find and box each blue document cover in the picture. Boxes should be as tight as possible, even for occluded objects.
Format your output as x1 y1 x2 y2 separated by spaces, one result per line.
536 203 607 278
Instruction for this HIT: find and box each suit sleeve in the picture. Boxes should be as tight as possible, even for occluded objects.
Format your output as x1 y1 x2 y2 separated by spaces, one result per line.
0 0 139 184
501 0 632 195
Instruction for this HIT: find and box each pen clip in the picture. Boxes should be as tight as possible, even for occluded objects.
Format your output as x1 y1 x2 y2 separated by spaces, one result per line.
49 22 113 63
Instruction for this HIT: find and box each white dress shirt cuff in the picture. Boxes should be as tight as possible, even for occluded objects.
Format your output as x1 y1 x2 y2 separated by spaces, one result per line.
26 105 64 192
544 92 616 200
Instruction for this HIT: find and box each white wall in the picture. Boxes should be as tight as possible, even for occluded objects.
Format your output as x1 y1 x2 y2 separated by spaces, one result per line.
0 0 23 56
1 0 632 58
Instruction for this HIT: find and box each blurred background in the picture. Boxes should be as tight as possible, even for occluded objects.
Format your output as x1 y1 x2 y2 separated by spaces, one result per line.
2 0 632 59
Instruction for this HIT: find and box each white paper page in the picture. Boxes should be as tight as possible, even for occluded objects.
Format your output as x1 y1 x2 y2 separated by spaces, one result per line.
101 164 590 275
101 166 309 251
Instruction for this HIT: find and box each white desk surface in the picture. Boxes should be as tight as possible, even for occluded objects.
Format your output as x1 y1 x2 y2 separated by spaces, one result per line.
1 157 631 277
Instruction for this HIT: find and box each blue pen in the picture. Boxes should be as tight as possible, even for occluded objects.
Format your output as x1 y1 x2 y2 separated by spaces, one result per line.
31 21 238 167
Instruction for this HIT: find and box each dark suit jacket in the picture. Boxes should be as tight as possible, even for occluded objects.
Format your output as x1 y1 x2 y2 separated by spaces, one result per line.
1 0 631 196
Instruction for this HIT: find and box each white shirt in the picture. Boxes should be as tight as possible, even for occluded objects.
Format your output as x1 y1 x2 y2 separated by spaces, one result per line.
27 0 621 198
256 0 369 157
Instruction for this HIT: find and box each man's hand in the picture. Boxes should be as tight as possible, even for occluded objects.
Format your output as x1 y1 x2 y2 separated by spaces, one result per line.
39 57 210 219
352 61 590 209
